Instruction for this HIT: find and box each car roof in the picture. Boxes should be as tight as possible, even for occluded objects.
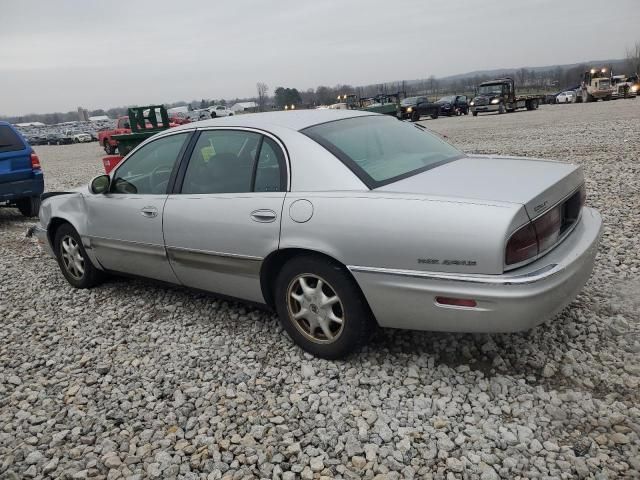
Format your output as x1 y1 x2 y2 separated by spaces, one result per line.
171 109 378 133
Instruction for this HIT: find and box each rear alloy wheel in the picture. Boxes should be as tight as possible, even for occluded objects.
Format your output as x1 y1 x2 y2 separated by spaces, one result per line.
275 256 374 359
17 196 41 217
54 224 104 289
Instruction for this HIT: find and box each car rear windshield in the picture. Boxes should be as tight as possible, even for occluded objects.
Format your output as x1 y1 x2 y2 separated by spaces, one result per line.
0 126 26 153
301 115 464 188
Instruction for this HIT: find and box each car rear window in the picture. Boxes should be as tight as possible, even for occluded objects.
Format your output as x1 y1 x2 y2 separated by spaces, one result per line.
301 115 464 188
0 126 26 153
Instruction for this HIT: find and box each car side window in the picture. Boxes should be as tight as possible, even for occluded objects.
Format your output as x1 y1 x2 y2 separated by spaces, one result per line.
254 137 284 192
111 133 188 195
181 130 261 194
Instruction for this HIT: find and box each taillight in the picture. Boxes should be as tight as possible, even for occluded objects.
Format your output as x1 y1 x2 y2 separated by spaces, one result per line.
505 222 538 265
30 153 41 170
505 185 586 266
534 205 562 252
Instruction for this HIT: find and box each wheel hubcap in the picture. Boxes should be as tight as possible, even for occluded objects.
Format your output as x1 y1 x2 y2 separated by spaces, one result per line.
61 235 85 280
287 274 345 344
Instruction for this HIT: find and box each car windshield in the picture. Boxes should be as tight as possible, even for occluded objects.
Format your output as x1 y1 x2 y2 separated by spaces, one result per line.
401 97 420 106
438 96 455 103
302 115 464 188
478 84 503 95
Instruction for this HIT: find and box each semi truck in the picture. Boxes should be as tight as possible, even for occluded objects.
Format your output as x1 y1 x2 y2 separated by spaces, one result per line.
470 77 542 116
580 68 614 102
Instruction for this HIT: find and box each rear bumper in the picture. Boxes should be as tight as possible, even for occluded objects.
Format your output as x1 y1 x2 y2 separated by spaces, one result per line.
0 174 44 201
350 207 602 333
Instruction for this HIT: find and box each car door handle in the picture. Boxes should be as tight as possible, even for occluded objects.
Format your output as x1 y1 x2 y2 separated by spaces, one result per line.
140 206 158 218
250 209 277 223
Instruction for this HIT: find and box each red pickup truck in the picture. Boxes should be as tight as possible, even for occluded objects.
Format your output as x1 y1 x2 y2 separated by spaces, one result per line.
98 115 187 154
98 117 133 155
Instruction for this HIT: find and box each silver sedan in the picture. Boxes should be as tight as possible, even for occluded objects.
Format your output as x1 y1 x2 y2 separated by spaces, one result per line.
34 110 602 359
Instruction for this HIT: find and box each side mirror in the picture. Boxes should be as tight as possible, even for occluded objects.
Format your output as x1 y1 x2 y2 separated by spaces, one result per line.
90 174 110 194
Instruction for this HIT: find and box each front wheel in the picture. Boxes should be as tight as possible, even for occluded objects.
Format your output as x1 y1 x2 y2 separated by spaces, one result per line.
498 103 505 114
274 255 374 359
411 110 420 122
472 111 478 117
54 224 105 289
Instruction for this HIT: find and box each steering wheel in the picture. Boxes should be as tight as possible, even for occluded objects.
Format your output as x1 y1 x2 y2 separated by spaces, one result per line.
150 164 172 194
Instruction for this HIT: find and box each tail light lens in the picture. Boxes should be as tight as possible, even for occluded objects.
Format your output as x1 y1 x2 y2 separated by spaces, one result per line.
505 222 538 265
506 185 586 266
534 205 562 252
30 153 41 170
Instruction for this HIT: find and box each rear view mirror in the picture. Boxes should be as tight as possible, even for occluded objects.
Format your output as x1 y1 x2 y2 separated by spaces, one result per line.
90 174 110 194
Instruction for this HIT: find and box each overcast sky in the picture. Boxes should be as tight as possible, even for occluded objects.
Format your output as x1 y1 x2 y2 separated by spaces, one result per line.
1 0 637 116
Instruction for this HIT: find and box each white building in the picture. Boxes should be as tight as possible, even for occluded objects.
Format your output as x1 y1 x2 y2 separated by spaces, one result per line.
230 102 258 113
89 115 111 122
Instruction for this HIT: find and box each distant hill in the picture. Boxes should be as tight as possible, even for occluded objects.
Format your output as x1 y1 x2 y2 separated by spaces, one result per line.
438 58 628 82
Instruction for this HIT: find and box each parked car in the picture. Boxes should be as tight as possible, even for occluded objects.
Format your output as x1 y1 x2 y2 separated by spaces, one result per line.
27 135 48 145
47 133 73 145
208 105 234 117
33 110 602 359
187 109 212 121
66 131 93 143
399 96 440 121
434 95 469 115
556 91 576 104
0 122 44 217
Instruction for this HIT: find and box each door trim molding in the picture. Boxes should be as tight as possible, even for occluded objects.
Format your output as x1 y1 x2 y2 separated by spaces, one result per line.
166 246 262 277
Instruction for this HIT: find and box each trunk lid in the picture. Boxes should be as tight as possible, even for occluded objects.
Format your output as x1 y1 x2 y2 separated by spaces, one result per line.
378 154 584 219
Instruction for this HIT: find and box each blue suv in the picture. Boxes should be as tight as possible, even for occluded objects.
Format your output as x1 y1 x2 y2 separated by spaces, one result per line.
0 121 44 217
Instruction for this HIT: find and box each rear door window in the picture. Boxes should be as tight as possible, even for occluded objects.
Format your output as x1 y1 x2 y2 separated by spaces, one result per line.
0 126 26 153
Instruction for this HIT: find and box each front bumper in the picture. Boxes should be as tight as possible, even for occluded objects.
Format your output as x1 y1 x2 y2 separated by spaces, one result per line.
350 207 602 333
471 104 499 113
33 225 54 256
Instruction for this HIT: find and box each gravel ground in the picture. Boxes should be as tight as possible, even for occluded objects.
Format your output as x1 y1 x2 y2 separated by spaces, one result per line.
1 100 638 480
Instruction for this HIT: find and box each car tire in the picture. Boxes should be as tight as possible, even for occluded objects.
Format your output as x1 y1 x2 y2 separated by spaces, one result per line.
54 223 105 289
498 103 505 114
430 110 439 119
410 110 420 122
210 112 217 118
472 111 478 117
104 141 116 155
274 255 375 359
17 196 41 217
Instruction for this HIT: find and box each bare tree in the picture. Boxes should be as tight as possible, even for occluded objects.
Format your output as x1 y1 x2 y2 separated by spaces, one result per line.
256 82 269 112
427 75 438 95
516 68 528 87
626 41 640 74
